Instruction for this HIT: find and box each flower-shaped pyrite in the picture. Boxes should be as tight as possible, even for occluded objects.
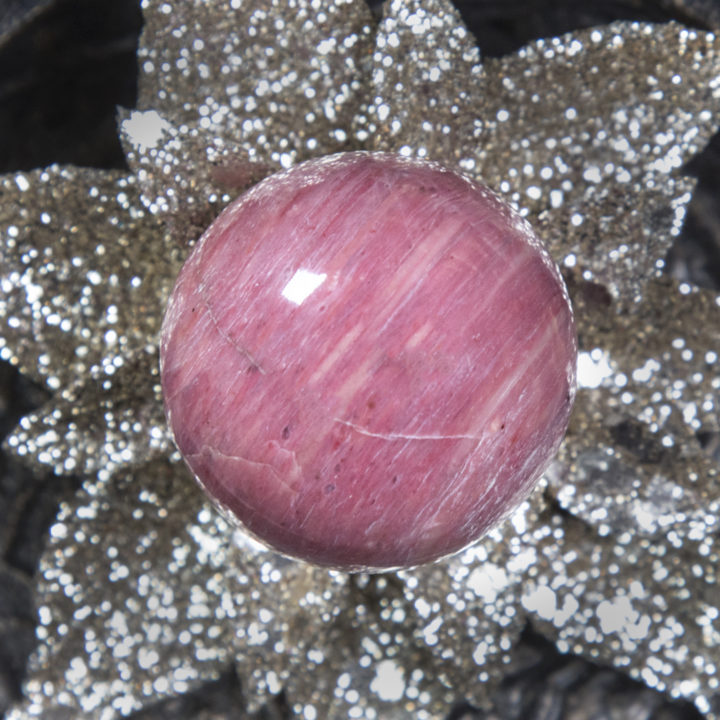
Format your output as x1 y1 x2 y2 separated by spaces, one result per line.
1 0 720 718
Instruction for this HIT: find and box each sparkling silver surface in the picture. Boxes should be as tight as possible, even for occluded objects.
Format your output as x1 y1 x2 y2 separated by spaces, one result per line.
1 0 720 718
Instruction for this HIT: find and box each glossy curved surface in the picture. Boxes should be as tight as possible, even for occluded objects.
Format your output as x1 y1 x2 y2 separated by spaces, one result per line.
160 152 577 570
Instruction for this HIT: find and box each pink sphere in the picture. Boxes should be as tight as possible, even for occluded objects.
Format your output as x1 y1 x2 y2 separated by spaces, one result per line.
160 152 576 571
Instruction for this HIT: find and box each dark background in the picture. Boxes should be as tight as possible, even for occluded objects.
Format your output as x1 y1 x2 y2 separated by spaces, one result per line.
0 1 719 718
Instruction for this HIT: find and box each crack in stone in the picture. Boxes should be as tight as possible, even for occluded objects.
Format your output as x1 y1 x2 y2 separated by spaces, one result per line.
199 281 266 374
191 444 301 497
335 418 482 442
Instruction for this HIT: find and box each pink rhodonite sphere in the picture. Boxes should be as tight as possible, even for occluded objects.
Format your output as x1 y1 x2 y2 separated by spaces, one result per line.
160 152 577 571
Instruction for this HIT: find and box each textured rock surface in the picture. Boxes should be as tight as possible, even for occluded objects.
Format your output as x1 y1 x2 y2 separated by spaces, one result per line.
161 152 576 570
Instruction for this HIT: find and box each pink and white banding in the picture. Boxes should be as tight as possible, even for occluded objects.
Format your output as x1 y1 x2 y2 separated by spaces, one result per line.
160 152 577 571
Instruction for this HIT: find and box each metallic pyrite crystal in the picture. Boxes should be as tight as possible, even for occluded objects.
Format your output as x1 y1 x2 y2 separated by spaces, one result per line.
1 0 720 718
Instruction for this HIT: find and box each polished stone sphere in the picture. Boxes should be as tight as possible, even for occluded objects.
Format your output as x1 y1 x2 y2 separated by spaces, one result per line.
160 152 577 571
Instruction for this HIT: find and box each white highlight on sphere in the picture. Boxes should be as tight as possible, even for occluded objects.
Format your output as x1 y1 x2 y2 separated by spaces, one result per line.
281 268 327 306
